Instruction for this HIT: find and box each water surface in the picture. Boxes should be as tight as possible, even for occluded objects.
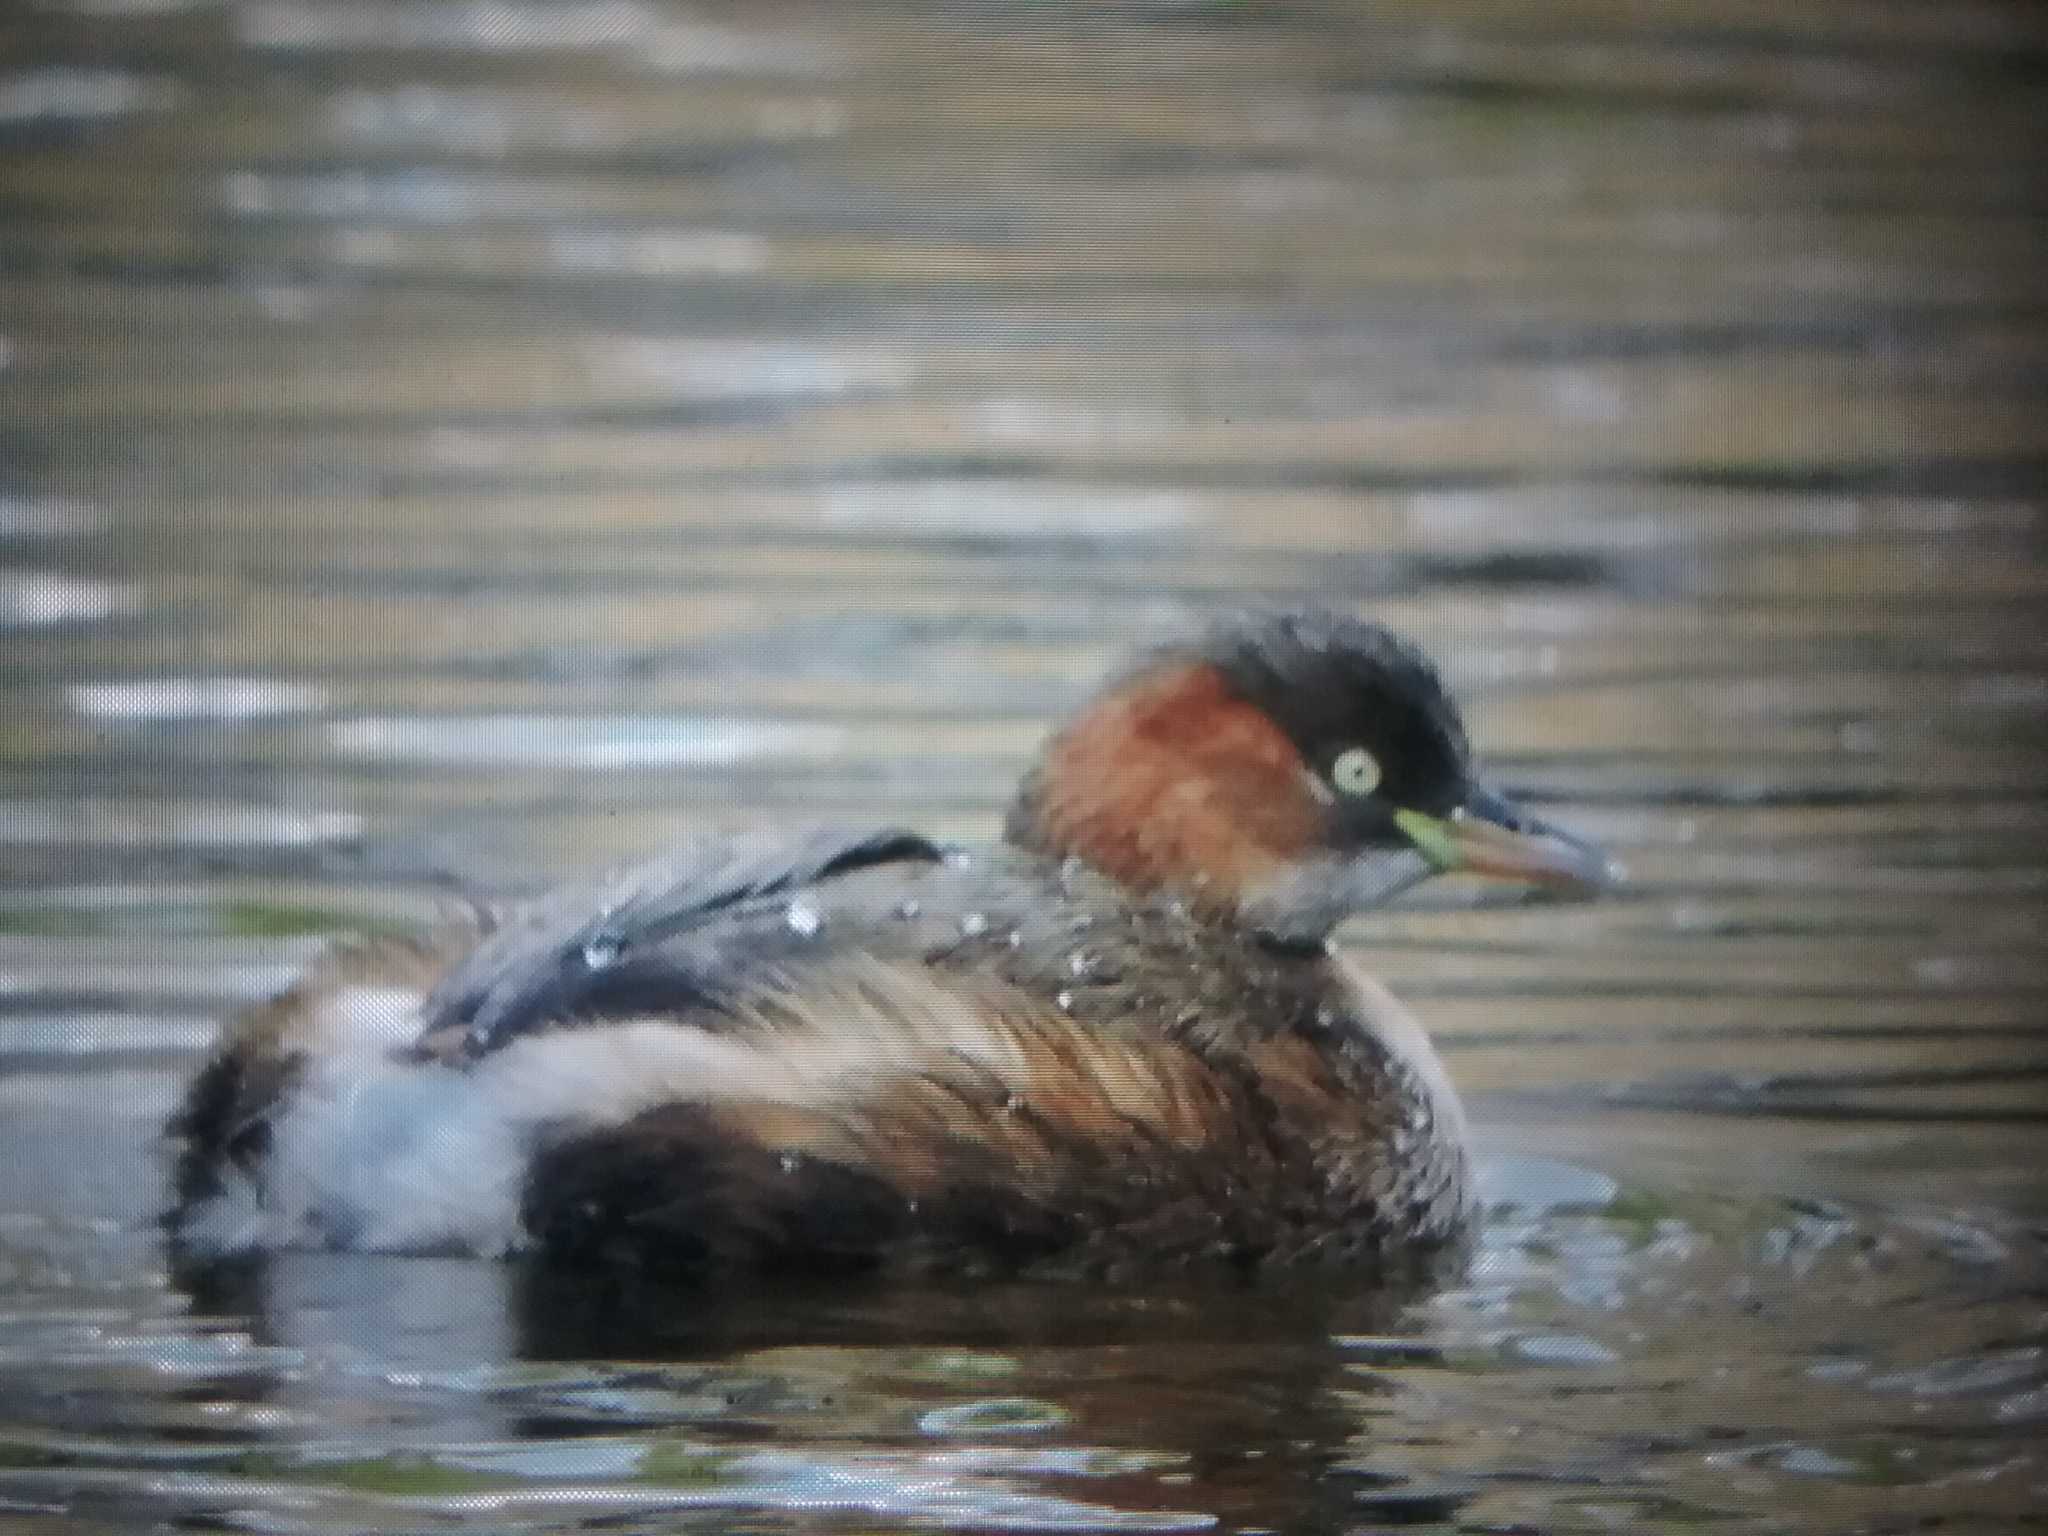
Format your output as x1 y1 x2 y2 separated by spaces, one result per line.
1 1 2044 1531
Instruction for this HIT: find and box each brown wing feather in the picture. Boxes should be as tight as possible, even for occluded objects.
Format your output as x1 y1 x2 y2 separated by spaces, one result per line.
515 959 1405 1277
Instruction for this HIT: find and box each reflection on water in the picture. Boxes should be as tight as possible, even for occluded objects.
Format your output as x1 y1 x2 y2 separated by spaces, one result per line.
3 1171 2041 1534
1 0 2045 1531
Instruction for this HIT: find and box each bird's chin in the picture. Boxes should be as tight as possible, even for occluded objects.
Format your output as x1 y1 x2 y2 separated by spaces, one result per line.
1237 848 1439 947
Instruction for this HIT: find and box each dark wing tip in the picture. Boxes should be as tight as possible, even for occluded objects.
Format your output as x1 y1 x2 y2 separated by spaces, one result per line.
424 827 954 1058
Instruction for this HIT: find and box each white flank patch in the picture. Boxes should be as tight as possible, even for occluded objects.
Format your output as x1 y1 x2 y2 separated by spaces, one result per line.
286 984 431 1056
187 966 1026 1258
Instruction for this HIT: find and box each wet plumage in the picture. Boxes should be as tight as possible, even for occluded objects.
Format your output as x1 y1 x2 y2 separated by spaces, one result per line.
166 609 1614 1277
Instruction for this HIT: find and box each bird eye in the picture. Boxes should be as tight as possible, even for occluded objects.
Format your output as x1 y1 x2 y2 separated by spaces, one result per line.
1331 747 1381 796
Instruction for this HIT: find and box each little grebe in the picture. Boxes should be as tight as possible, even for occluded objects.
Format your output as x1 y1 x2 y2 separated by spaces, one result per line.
167 609 1615 1275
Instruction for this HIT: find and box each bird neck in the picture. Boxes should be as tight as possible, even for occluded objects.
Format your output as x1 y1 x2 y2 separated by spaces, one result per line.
1003 661 1327 927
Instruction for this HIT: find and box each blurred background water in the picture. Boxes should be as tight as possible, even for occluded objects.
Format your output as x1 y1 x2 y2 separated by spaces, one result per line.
1 1 2045 1532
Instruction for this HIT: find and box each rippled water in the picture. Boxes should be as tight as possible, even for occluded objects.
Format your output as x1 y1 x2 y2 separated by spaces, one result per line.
2 1 2045 1531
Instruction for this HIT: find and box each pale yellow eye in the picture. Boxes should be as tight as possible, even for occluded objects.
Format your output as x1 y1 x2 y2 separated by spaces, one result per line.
1331 746 1381 796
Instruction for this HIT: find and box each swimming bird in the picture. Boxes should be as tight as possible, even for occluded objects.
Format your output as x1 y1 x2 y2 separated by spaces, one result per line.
166 609 1615 1277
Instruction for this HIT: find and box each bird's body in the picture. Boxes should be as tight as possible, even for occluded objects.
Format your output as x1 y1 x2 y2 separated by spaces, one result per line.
167 610 1612 1277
